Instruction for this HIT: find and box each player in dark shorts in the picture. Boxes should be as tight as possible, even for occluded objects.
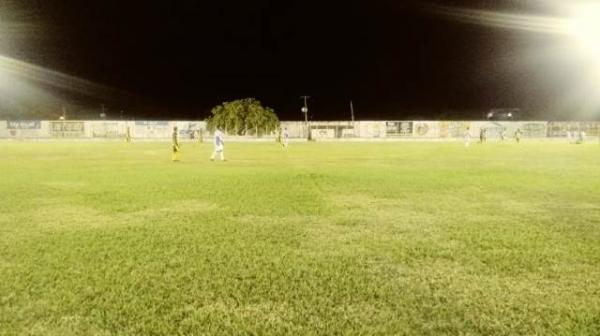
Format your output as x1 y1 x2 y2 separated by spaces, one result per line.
172 126 180 161
515 129 522 143
480 128 486 143
125 126 132 143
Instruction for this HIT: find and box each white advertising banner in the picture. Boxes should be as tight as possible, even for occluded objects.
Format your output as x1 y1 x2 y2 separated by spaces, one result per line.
3 120 47 138
357 121 385 138
412 121 439 138
311 128 335 139
438 121 472 138
133 121 171 139
89 121 120 138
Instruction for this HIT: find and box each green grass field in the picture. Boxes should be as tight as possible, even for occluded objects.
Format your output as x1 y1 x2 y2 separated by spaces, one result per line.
1 141 599 335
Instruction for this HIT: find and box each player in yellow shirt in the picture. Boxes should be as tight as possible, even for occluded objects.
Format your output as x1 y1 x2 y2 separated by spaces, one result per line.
125 126 132 143
172 126 181 161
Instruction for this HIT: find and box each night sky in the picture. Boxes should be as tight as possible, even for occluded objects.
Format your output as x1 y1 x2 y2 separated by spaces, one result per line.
0 0 596 120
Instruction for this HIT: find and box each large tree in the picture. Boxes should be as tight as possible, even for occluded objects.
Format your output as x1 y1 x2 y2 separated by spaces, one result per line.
206 98 279 137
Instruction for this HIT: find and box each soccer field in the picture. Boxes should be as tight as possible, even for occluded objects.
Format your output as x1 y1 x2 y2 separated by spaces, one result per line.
1 141 599 335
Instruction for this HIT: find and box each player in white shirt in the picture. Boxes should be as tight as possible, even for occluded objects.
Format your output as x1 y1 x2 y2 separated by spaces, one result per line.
464 127 471 147
578 130 586 144
283 128 289 148
210 129 226 161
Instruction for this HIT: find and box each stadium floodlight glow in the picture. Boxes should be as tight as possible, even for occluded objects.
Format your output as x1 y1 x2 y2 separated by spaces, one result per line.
0 53 130 104
422 2 600 60
568 2 600 59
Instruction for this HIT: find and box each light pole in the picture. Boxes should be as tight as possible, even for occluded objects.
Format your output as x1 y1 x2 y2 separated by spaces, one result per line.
301 96 311 140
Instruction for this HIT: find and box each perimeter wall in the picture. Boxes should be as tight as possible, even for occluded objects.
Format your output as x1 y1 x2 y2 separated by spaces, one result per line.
1 120 599 140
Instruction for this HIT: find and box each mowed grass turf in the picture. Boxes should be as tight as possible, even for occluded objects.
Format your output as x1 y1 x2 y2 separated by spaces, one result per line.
1 141 600 335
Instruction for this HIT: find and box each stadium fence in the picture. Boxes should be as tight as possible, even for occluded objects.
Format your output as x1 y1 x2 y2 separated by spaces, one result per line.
1 120 599 141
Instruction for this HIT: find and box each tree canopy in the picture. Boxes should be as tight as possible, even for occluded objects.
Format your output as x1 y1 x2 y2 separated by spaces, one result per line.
206 98 279 136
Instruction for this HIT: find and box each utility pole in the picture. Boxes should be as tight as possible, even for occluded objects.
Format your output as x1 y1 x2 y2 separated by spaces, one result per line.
300 96 311 140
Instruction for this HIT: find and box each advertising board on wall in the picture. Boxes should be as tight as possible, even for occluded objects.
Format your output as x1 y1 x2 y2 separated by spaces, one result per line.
174 121 205 139
7 121 41 129
134 121 170 138
439 122 470 138
356 122 384 138
311 128 335 139
50 121 85 137
520 122 547 138
386 121 413 137
5 121 43 137
547 122 600 137
91 122 120 138
478 122 506 138
412 121 441 138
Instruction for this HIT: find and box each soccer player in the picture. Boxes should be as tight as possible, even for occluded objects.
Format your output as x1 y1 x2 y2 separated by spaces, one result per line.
515 128 522 143
283 127 289 148
276 128 282 146
577 130 586 144
210 128 225 161
172 126 181 161
479 128 486 143
125 126 132 143
464 127 471 147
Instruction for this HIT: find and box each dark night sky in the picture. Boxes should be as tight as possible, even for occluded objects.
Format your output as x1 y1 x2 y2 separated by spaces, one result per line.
0 0 596 120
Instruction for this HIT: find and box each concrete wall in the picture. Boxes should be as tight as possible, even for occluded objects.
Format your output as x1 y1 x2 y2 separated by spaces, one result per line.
1 120 598 140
